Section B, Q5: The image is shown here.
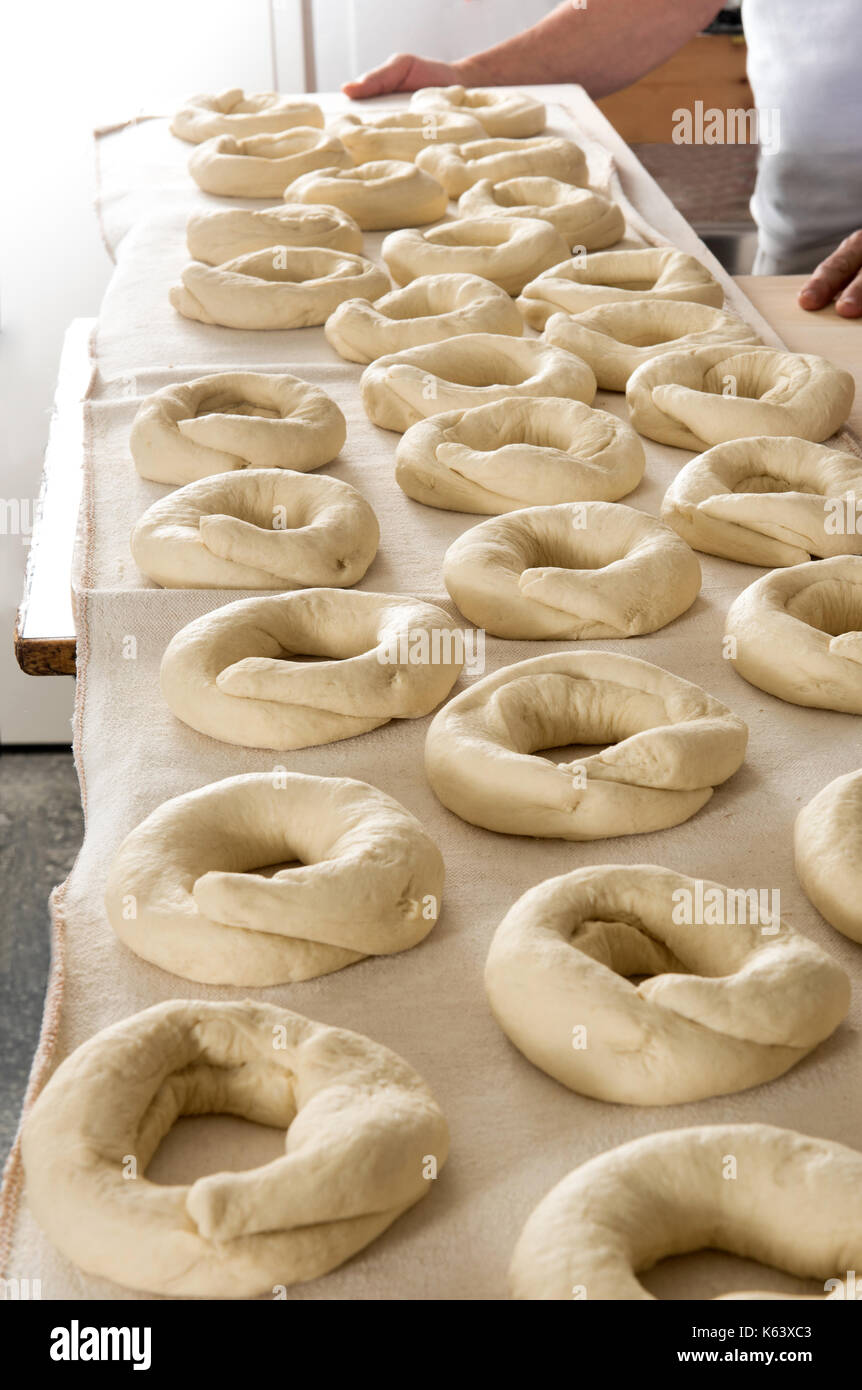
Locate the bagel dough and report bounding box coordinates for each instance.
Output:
[160,589,464,749]
[415,136,588,197]
[443,501,701,638]
[627,344,856,450]
[662,436,862,566]
[130,372,346,485]
[131,470,379,590]
[459,177,625,251]
[544,301,760,391]
[105,771,444,984]
[22,998,449,1297]
[410,86,546,138]
[424,650,748,839]
[284,160,448,231]
[486,864,849,1105]
[382,216,569,297]
[188,130,353,198]
[395,397,645,513]
[509,1125,862,1300]
[172,90,324,143]
[795,769,862,944]
[518,247,724,327]
[724,554,862,713]
[331,109,484,162]
[170,248,389,330]
[360,333,596,433]
[186,204,364,265]
[325,273,523,365]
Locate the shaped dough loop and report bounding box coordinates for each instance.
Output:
[285,159,447,231]
[172,89,324,143]
[795,769,862,943]
[518,247,724,327]
[186,204,364,264]
[410,86,546,138]
[383,216,568,297]
[331,109,485,162]
[459,176,625,251]
[188,130,353,198]
[415,136,588,197]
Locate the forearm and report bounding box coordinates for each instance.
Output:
[453,0,723,98]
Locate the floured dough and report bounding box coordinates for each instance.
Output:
[459,176,625,251]
[104,771,443,984]
[360,333,596,433]
[416,135,588,196]
[443,501,701,638]
[395,397,645,513]
[725,554,862,712]
[284,159,448,231]
[188,129,353,198]
[130,372,346,485]
[22,998,449,1297]
[331,109,484,162]
[486,864,849,1105]
[131,469,379,589]
[795,769,862,943]
[410,86,546,138]
[382,216,569,296]
[509,1125,862,1300]
[160,588,463,749]
[325,273,523,364]
[662,436,862,566]
[186,204,364,264]
[518,246,724,326]
[172,89,324,143]
[170,247,389,330]
[424,650,747,839]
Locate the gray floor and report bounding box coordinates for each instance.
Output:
[0,749,83,1167]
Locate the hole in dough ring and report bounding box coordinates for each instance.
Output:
[170,248,390,331]
[627,344,856,450]
[415,136,588,197]
[382,216,569,297]
[487,864,849,1106]
[331,109,485,162]
[662,436,862,567]
[424,650,747,840]
[21,998,449,1297]
[544,300,760,391]
[443,501,701,639]
[160,588,464,749]
[188,129,353,198]
[395,397,645,513]
[131,469,379,590]
[795,769,862,944]
[360,333,596,434]
[458,176,625,251]
[104,771,444,984]
[130,372,347,486]
[518,247,724,327]
[410,85,546,139]
[186,203,364,264]
[325,273,523,365]
[509,1124,862,1300]
[725,554,862,713]
[285,159,448,231]
[171,89,324,144]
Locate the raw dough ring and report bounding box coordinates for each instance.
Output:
[509,1125,862,1300]
[459,177,625,251]
[443,501,701,639]
[395,397,645,513]
[410,85,546,139]
[544,300,760,390]
[486,864,849,1105]
[662,436,862,566]
[170,248,389,331]
[382,216,568,297]
[325,273,523,365]
[130,372,346,485]
[186,203,364,265]
[160,588,464,749]
[424,650,748,839]
[415,136,588,197]
[285,160,447,231]
[795,769,862,943]
[331,109,484,162]
[104,771,444,984]
[188,130,353,198]
[518,247,724,327]
[360,333,596,433]
[171,89,324,143]
[130,470,379,590]
[21,998,449,1297]
[724,555,862,713]
[627,344,855,450]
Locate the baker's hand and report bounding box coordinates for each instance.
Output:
[798,230,862,318]
[342,53,462,100]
